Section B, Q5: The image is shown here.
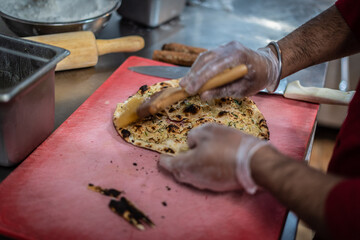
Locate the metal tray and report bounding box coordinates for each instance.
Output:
[118,0,186,27]
[0,34,68,166]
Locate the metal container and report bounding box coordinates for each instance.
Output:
[0,1,121,36]
[0,34,68,166]
[117,0,186,27]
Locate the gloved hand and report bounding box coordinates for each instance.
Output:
[180,41,280,101]
[159,123,269,193]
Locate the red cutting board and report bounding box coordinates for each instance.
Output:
[0,56,318,240]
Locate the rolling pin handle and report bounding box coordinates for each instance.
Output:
[96,36,145,56]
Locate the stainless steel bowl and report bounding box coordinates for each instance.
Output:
[0,1,121,36]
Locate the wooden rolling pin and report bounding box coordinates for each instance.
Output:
[115,64,248,128]
[138,64,248,117]
[24,31,145,71]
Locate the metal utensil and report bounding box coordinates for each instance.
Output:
[0,1,121,36]
[128,66,189,79]
[129,65,355,105]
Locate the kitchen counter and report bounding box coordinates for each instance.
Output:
[0,1,334,238]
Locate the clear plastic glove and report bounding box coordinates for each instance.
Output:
[180,41,280,101]
[159,123,269,193]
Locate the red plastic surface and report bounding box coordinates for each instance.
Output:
[0,56,319,240]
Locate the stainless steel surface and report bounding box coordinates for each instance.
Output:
[0,0,334,179]
[0,1,121,36]
[317,53,360,127]
[274,78,287,95]
[129,65,190,79]
[118,0,186,27]
[305,122,317,162]
[0,34,68,166]
[280,211,298,240]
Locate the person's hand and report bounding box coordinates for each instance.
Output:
[180,41,280,101]
[159,123,269,193]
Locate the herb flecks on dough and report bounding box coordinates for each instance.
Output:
[113,79,269,155]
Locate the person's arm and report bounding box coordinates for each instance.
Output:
[251,146,342,239]
[180,5,360,102]
[274,5,360,78]
[159,123,343,239]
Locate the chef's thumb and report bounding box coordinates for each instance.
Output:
[159,154,175,172]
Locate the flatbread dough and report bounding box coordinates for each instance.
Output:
[113,79,269,155]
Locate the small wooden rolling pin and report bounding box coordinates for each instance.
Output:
[115,64,248,128]
[138,64,248,117]
[24,31,145,71]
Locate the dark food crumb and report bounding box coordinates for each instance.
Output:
[183,104,200,114]
[88,184,155,230]
[166,186,171,191]
[121,129,131,138]
[162,201,167,207]
[109,197,155,230]
[139,85,148,94]
[87,183,122,198]
[133,162,138,166]
[163,148,175,154]
[217,111,228,117]
[166,124,180,133]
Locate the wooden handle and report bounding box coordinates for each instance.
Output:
[284,80,355,105]
[25,32,145,71]
[199,64,248,92]
[145,87,189,116]
[96,36,145,56]
[141,64,248,116]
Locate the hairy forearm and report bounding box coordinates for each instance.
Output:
[250,146,342,238]
[275,5,360,78]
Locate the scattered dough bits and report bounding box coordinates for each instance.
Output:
[113,79,269,155]
[109,197,155,231]
[88,183,155,231]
